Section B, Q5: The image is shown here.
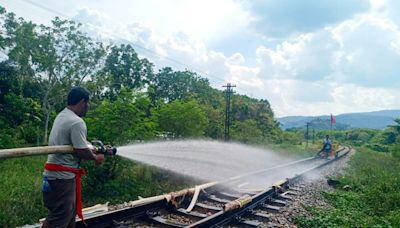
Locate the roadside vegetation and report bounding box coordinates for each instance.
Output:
[0,155,197,227]
[295,148,400,227]
[293,121,400,227]
[0,6,399,227]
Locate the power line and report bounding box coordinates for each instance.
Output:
[21,0,226,84]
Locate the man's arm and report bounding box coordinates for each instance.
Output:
[75,148,105,164]
[71,121,104,164]
[74,148,96,160]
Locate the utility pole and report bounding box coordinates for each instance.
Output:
[223,83,236,141]
[312,129,315,144]
[306,122,310,148]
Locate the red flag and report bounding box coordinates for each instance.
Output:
[330,114,335,125]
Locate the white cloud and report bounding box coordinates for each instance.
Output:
[332,84,400,112]
[227,53,245,65]
[242,79,334,116]
[242,0,370,38]
[255,31,338,81]
[257,80,400,117]
[69,5,400,117]
[3,0,400,117]
[73,7,110,27]
[256,46,291,79]
[332,14,400,87]
[382,0,400,25]
[229,65,261,89]
[175,0,250,42]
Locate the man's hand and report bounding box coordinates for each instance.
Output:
[90,146,97,155]
[95,154,105,165]
[75,147,104,163]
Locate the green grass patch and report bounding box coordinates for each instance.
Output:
[0,156,47,227]
[295,148,400,227]
[81,156,198,205]
[0,156,197,227]
[267,142,321,158]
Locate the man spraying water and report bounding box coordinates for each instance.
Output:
[42,87,105,228]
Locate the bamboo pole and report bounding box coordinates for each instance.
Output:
[0,145,74,159]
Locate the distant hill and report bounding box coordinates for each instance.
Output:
[277,110,400,130]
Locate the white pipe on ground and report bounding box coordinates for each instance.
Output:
[0,145,73,159]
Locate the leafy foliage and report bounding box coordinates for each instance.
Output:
[0,6,281,147]
[0,156,196,227]
[103,44,153,100]
[158,99,207,137]
[85,90,158,143]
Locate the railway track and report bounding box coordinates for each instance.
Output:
[72,146,350,228]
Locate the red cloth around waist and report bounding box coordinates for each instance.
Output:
[44,163,86,223]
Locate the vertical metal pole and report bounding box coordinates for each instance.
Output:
[306,122,309,148]
[223,83,236,141]
[312,129,315,144]
[227,86,230,141]
[224,84,229,141]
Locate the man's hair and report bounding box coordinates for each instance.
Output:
[67,86,90,105]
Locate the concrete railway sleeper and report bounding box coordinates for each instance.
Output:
[61,146,351,228]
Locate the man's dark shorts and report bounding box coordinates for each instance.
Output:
[43,178,76,227]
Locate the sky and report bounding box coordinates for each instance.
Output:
[1,0,400,117]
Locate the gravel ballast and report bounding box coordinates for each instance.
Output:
[106,150,355,227]
[260,149,354,227]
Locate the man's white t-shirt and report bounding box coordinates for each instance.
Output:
[44,108,88,180]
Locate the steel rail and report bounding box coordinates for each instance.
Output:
[74,147,350,227]
[76,157,316,228]
[74,154,321,227]
[188,147,351,227]
[76,198,167,228]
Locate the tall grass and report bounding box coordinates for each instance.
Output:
[0,156,47,227]
[267,141,322,158]
[295,148,400,227]
[0,156,197,227]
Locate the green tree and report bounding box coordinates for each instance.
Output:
[231,95,281,143]
[102,44,154,100]
[85,89,158,144]
[150,67,210,103]
[34,18,106,143]
[0,22,43,147]
[231,119,264,144]
[158,100,207,137]
[200,103,224,139]
[388,118,400,159]
[1,12,38,95]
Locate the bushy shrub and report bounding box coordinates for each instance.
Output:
[365,143,389,152]
[389,139,400,160]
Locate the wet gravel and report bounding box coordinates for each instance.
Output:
[259,149,354,228]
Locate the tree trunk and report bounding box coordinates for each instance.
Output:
[44,108,50,144]
[42,87,50,145]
